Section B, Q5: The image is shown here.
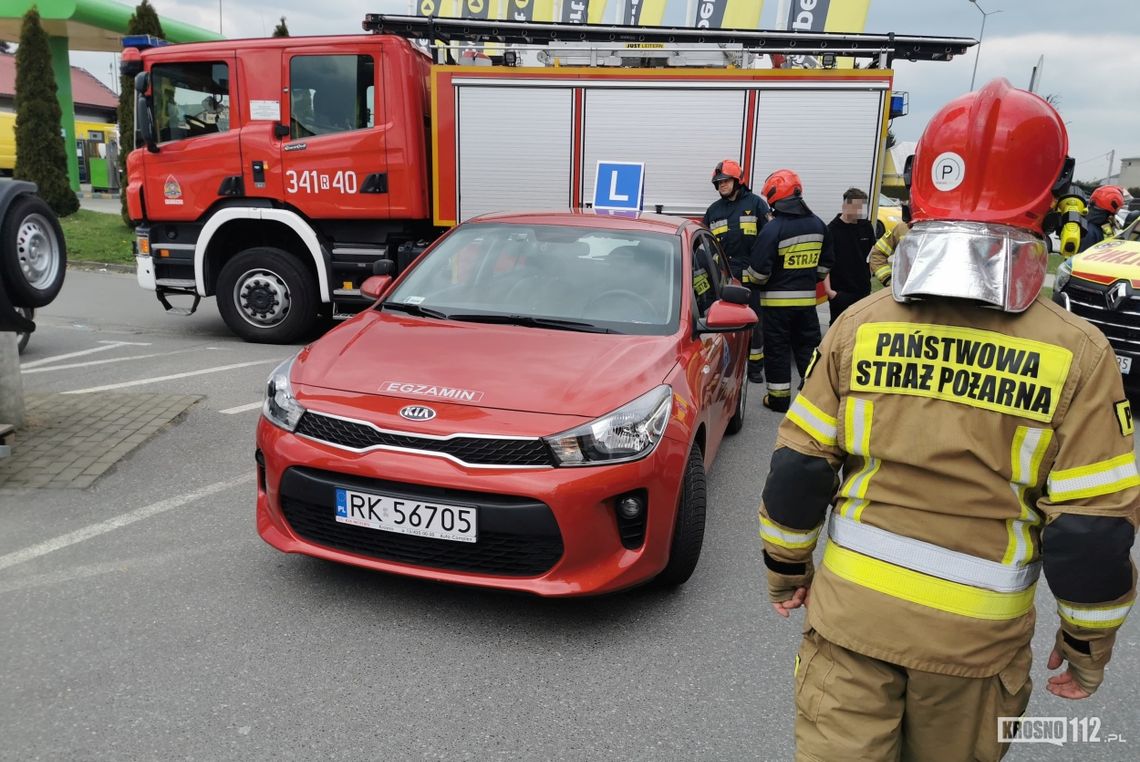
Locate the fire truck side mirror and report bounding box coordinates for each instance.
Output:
[136,92,158,153]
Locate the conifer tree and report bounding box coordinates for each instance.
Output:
[273,17,290,37]
[14,8,79,217]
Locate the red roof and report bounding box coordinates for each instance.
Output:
[0,52,117,110]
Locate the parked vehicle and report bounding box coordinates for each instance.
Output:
[0,179,67,355]
[121,15,971,343]
[1053,215,1140,390]
[256,211,756,595]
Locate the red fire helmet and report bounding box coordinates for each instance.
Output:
[761,169,803,205]
[1090,185,1126,214]
[909,78,1069,233]
[711,160,745,186]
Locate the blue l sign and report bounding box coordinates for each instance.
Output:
[593,161,645,211]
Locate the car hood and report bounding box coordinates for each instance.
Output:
[294,311,680,418]
[1070,239,1140,286]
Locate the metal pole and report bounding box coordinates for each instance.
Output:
[686,0,696,26]
[1108,149,1115,183]
[218,0,223,35]
[969,11,985,90]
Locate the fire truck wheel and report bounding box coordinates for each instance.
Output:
[656,445,707,587]
[1,195,67,309]
[217,247,318,344]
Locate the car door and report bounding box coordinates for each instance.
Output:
[690,232,731,432]
[279,44,389,219]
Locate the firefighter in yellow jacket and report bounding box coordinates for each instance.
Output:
[760,78,1139,761]
[868,215,909,287]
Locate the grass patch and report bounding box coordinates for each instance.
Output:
[59,209,135,264]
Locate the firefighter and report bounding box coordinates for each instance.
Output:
[703,159,770,382]
[867,206,910,287]
[823,187,877,323]
[1078,184,1126,252]
[746,170,832,411]
[759,78,1138,761]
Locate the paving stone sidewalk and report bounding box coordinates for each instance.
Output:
[0,393,200,490]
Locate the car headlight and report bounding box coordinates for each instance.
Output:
[263,354,306,432]
[545,385,672,466]
[1054,258,1072,293]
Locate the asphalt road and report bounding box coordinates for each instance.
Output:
[1,270,1137,761]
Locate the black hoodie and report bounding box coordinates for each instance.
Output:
[827,214,876,298]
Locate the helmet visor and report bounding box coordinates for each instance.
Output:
[892,221,1047,313]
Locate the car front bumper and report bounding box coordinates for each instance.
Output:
[255,417,692,597]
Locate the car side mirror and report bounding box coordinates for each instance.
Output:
[720,284,750,305]
[702,300,758,333]
[361,275,393,300]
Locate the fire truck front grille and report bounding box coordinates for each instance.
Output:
[295,412,555,467]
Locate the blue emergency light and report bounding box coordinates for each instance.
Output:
[121,35,170,51]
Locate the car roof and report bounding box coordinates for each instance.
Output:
[466,210,690,236]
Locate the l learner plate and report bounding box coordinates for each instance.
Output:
[1118,355,1132,374]
[335,488,477,543]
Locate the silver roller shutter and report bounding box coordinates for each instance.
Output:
[581,88,746,217]
[751,89,885,223]
[456,86,573,221]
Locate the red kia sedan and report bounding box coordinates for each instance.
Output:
[255,211,756,596]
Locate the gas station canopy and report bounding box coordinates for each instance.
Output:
[0,0,222,50]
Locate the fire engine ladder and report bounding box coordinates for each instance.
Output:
[362,14,976,69]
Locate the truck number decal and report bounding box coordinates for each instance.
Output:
[285,169,358,195]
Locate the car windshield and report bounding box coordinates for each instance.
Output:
[1121,216,1140,242]
[879,194,899,207]
[383,223,682,335]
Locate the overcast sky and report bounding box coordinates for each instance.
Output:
[63,0,1139,183]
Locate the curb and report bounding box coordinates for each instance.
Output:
[68,260,135,275]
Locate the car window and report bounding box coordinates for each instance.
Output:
[691,234,721,318]
[289,55,375,139]
[385,223,682,335]
[152,62,230,143]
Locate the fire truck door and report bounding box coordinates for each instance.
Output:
[279,48,389,219]
[142,57,240,222]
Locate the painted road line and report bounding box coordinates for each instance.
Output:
[62,359,277,394]
[220,401,264,415]
[22,346,220,374]
[20,340,153,369]
[0,474,252,573]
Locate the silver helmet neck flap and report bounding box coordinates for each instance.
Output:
[891,221,1049,314]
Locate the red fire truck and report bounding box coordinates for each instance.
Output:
[122,15,971,343]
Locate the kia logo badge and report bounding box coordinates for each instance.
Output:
[399,405,436,421]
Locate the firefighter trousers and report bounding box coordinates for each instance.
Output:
[747,285,765,382]
[794,630,1032,762]
[763,305,820,410]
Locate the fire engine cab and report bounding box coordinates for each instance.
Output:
[122,15,972,343]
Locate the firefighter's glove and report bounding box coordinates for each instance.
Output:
[1052,628,1113,696]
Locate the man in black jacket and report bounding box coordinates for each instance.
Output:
[747,169,833,412]
[703,159,770,382]
[824,187,876,323]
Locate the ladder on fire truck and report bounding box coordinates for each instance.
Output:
[362,14,976,69]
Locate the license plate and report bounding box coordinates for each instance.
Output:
[335,488,477,543]
[1118,355,1132,374]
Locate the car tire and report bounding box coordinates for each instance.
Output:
[726,375,746,435]
[16,306,33,354]
[657,445,707,587]
[217,247,319,344]
[1,195,67,309]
